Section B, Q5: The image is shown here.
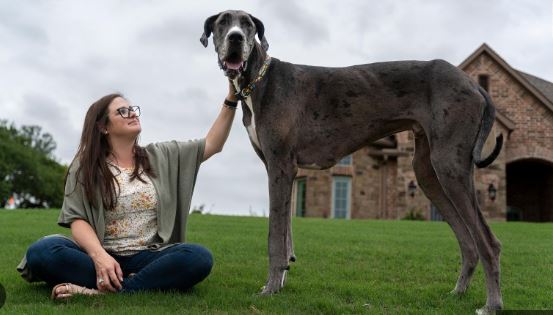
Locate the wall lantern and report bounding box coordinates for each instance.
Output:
[488,183,497,201]
[408,180,417,198]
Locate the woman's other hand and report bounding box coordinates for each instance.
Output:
[70,219,124,292]
[91,251,124,292]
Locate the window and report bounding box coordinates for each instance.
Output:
[337,155,352,166]
[478,74,489,92]
[295,178,306,217]
[430,204,443,221]
[332,176,351,219]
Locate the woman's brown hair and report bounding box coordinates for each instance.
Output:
[66,93,155,210]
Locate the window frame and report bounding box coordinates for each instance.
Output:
[331,176,352,219]
[295,178,306,217]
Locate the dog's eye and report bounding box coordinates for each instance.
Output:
[220,14,231,25]
[240,18,252,27]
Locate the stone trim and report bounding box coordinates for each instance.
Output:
[506,146,553,165]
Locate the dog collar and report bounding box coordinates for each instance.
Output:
[235,54,272,101]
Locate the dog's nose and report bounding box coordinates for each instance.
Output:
[228,32,244,43]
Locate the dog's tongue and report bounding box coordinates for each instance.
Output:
[225,61,243,70]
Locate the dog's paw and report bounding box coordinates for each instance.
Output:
[259,270,287,295]
[259,285,279,296]
[475,305,500,315]
[475,307,489,315]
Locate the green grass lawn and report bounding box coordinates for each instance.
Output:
[0,210,551,314]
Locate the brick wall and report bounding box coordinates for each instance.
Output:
[464,52,553,219]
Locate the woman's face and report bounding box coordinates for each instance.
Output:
[105,97,141,139]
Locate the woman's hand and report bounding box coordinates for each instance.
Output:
[91,251,124,292]
[227,80,238,102]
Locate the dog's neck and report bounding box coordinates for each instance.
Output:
[236,42,268,93]
[230,42,271,151]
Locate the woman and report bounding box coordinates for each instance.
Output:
[21,82,238,299]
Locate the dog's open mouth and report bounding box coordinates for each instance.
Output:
[221,52,246,77]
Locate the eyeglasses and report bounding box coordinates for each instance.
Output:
[116,106,141,119]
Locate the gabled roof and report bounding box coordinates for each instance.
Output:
[517,71,553,106]
[459,43,553,114]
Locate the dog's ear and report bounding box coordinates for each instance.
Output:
[249,14,269,51]
[200,13,220,48]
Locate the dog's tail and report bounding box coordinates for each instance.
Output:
[473,86,503,168]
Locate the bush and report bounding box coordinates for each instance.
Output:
[402,209,426,221]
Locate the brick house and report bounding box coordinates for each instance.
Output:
[291,43,553,222]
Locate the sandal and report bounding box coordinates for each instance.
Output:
[51,283,101,300]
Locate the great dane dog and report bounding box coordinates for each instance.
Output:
[201,10,504,314]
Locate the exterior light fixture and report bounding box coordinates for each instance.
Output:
[488,183,497,201]
[408,180,417,198]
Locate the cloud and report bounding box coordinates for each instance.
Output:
[18,93,80,162]
[137,16,199,50]
[21,93,67,121]
[260,0,330,46]
[0,2,49,45]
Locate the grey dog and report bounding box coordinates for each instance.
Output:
[201,10,503,314]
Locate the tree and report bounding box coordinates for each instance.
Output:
[19,125,57,157]
[0,120,66,208]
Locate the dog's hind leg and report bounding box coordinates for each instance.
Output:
[427,142,503,314]
[260,161,298,295]
[412,130,479,295]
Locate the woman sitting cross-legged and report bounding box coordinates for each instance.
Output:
[20,81,239,299]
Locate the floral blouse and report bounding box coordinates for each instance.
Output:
[103,164,159,256]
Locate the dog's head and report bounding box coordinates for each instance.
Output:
[200,10,268,79]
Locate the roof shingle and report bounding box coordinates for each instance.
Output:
[517,70,553,105]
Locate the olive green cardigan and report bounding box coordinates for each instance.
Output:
[17,138,205,282]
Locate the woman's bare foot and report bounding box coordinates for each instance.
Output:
[51,283,101,300]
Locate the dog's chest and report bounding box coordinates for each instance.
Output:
[232,79,261,150]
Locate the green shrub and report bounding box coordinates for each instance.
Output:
[402,209,426,220]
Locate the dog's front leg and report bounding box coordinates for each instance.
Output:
[260,161,297,295]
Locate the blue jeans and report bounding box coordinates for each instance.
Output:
[25,236,213,292]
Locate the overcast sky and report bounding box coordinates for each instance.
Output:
[1,0,552,216]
